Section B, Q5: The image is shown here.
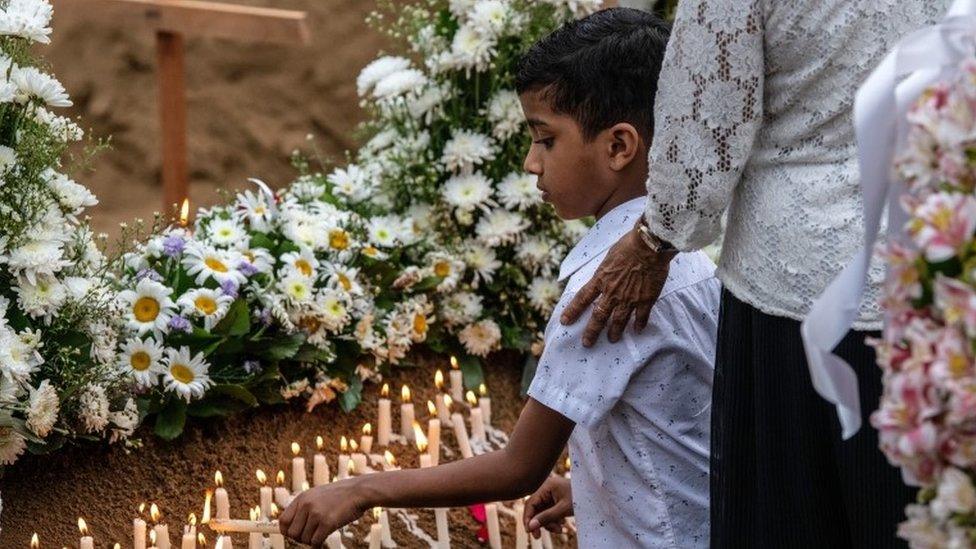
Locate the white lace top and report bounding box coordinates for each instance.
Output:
[644,0,950,329]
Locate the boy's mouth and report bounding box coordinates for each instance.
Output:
[537,183,550,201]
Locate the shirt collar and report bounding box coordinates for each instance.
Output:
[558,197,647,282]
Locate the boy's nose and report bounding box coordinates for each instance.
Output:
[523,148,542,176]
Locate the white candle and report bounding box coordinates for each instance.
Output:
[361,423,374,454]
[449,356,464,402]
[451,412,474,459]
[134,517,148,549]
[181,530,196,549]
[400,385,416,440]
[313,454,330,486]
[378,384,392,446]
[326,530,344,549]
[435,508,450,548]
[291,442,307,493]
[79,518,94,549]
[217,535,234,549]
[154,524,171,549]
[379,509,394,548]
[541,529,554,549]
[274,487,291,508]
[466,391,486,441]
[486,503,502,549]
[419,453,433,468]
[515,500,528,548]
[255,469,273,519]
[368,523,383,549]
[215,471,230,520]
[478,384,492,426]
[425,401,442,466]
[352,452,369,474]
[434,371,451,422]
[338,453,351,480]
[270,534,286,549]
[248,507,263,549]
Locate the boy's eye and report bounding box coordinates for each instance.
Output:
[533,137,554,149]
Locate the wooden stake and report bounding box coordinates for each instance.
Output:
[156,30,188,214]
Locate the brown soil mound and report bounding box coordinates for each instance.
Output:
[2,352,574,547]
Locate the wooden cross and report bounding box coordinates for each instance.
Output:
[54,0,311,212]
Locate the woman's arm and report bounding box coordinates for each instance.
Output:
[279,399,575,545]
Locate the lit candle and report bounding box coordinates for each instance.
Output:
[217,535,234,549]
[426,400,441,466]
[479,383,492,426]
[400,385,416,440]
[291,442,307,493]
[449,356,464,402]
[435,508,450,548]
[368,509,382,549]
[150,530,158,549]
[325,530,344,549]
[377,383,392,446]
[151,504,171,549]
[351,438,368,474]
[78,517,94,549]
[256,469,273,519]
[360,423,374,454]
[338,436,351,480]
[383,450,398,471]
[181,513,196,549]
[198,534,207,549]
[515,499,528,548]
[274,470,290,508]
[531,532,543,549]
[541,529,554,549]
[178,198,191,230]
[134,503,148,549]
[467,391,487,441]
[215,471,230,520]
[314,435,330,486]
[451,410,474,459]
[564,456,571,479]
[414,421,432,468]
[379,508,394,547]
[247,507,263,549]
[485,503,502,549]
[345,458,356,479]
[434,371,451,422]
[201,490,212,526]
[269,504,286,549]
[30,533,38,549]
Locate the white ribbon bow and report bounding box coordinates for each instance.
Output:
[801,0,976,440]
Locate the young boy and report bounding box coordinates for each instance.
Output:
[280,8,718,547]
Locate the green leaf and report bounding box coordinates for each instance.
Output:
[412,276,444,292]
[257,333,306,361]
[187,397,249,418]
[213,299,250,337]
[249,232,275,250]
[208,384,258,406]
[339,376,363,413]
[26,433,65,455]
[520,355,539,397]
[154,397,188,440]
[456,353,484,390]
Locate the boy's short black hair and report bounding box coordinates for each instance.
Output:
[515,7,671,142]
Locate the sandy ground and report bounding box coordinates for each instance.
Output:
[2,351,574,548]
[47,0,387,241]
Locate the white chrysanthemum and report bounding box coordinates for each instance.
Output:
[0,328,43,383]
[118,337,165,388]
[562,219,590,241]
[0,145,15,175]
[539,0,602,16]
[367,215,403,248]
[441,129,495,174]
[206,218,246,248]
[234,189,274,232]
[46,171,97,215]
[373,68,429,100]
[469,0,512,38]
[78,383,110,433]
[6,238,70,285]
[328,164,375,203]
[26,378,58,438]
[528,278,562,313]
[443,172,493,211]
[63,275,94,301]
[0,427,25,465]
[458,319,502,357]
[109,398,139,442]
[33,107,83,141]
[407,84,450,122]
[177,288,234,330]
[13,273,66,319]
[0,0,53,43]
[280,248,319,279]
[182,242,247,286]
[440,291,484,327]
[496,172,541,210]
[278,273,315,304]
[475,209,529,247]
[11,66,70,107]
[357,56,412,97]
[464,241,501,283]
[117,277,176,337]
[449,0,478,18]
[162,346,213,402]
[406,202,434,236]
[485,89,525,139]
[516,236,562,273]
[449,24,496,72]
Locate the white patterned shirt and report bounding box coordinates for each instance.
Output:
[528,198,719,548]
[644,0,949,329]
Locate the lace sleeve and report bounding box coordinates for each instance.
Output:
[644,0,765,251]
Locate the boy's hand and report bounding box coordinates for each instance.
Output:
[523,475,574,538]
[561,223,674,346]
[279,481,368,546]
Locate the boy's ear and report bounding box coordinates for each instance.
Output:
[605,123,642,172]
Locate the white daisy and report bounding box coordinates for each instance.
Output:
[441,129,495,174]
[206,218,247,248]
[496,172,541,210]
[463,241,502,284]
[117,277,176,337]
[234,189,275,232]
[278,273,315,304]
[78,383,110,433]
[177,288,234,330]
[458,319,502,357]
[373,68,429,101]
[328,164,374,203]
[367,215,403,248]
[442,172,494,212]
[527,278,562,313]
[324,264,362,295]
[0,0,53,43]
[162,346,213,402]
[280,248,319,279]
[118,337,165,388]
[182,242,247,286]
[0,427,25,465]
[316,289,351,332]
[426,252,466,292]
[475,209,529,247]
[235,245,274,275]
[26,378,58,438]
[357,56,412,97]
[485,89,525,139]
[11,66,70,107]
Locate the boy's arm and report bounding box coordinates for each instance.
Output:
[279,399,574,546]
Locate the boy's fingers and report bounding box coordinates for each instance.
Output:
[606,306,632,343]
[561,279,601,326]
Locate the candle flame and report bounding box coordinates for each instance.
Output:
[150,503,161,522]
[316,435,324,451]
[214,470,224,487]
[256,469,267,484]
[381,383,389,398]
[270,503,280,518]
[291,441,301,456]
[198,533,206,546]
[363,423,372,436]
[479,383,488,396]
[78,517,90,536]
[179,198,190,226]
[466,390,478,406]
[139,502,146,514]
[149,530,157,544]
[302,480,310,491]
[249,506,258,521]
[30,533,38,548]
[372,507,382,520]
[202,489,213,524]
[450,355,459,370]
[564,456,571,471]
[340,435,348,452]
[189,512,197,526]
[276,470,285,486]
[384,450,396,467]
[346,459,356,474]
[434,370,444,389]
[444,395,453,411]
[427,400,437,415]
[413,421,428,453]
[114,544,121,549]
[401,384,411,403]
[350,439,359,452]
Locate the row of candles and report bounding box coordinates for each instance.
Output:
[29,358,559,548]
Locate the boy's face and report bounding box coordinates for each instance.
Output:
[520,89,616,220]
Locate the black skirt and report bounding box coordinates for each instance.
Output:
[710,289,914,549]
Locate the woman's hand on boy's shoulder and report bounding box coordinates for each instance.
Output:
[524,475,574,538]
[279,480,368,545]
[561,223,675,346]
